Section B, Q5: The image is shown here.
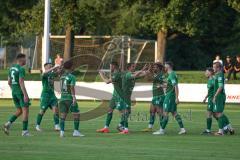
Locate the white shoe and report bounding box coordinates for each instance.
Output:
[22,130,31,137]
[60,131,64,138]
[35,125,42,132]
[178,128,186,135]
[54,124,60,131]
[73,130,85,137]
[153,129,165,135]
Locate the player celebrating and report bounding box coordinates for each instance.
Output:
[35,63,61,132]
[3,53,31,136]
[153,61,186,135]
[202,68,215,134]
[59,61,84,137]
[212,62,234,136]
[142,63,165,132]
[96,62,124,133]
[120,63,150,134]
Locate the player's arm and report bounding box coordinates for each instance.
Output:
[42,65,60,75]
[213,76,224,103]
[8,76,12,88]
[19,78,28,103]
[70,77,77,105]
[203,93,208,103]
[174,84,180,104]
[99,71,112,84]
[132,64,150,78]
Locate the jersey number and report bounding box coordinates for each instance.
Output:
[11,70,16,83]
[61,79,68,92]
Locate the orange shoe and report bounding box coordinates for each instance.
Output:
[119,129,129,134]
[96,128,110,133]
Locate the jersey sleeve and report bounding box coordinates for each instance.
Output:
[70,75,76,86]
[126,72,134,80]
[170,73,178,86]
[19,67,25,78]
[217,75,224,88]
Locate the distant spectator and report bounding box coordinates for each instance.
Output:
[224,56,234,81]
[213,55,223,66]
[233,55,240,80]
[54,54,63,66]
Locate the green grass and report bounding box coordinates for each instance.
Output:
[1,69,239,83]
[0,100,240,160]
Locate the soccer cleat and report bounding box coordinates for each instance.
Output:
[153,129,165,135]
[116,125,124,132]
[119,129,129,134]
[60,131,64,138]
[96,127,110,133]
[54,125,60,131]
[73,130,85,137]
[2,124,10,135]
[142,128,153,132]
[178,128,187,135]
[229,128,235,135]
[35,125,42,132]
[201,130,211,135]
[214,132,224,136]
[22,130,31,137]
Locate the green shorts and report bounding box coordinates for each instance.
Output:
[151,95,164,108]
[40,93,58,111]
[121,98,131,111]
[59,100,79,113]
[109,96,121,110]
[12,93,30,108]
[163,94,176,113]
[207,100,214,112]
[213,94,226,113]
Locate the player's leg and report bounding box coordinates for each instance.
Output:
[59,100,68,137]
[71,103,84,137]
[22,106,30,136]
[142,104,156,132]
[214,112,225,135]
[172,111,186,135]
[36,109,46,131]
[153,111,168,135]
[52,106,60,131]
[119,108,130,134]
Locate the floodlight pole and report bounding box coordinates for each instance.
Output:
[42,0,50,70]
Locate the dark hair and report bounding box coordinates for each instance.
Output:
[63,61,73,69]
[44,63,52,67]
[16,53,26,60]
[165,61,173,68]
[154,62,164,71]
[206,67,214,73]
[110,61,119,67]
[126,63,134,69]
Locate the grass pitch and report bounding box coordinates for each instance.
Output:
[0,99,240,160]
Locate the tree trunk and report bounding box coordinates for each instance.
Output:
[64,24,74,61]
[156,28,167,63]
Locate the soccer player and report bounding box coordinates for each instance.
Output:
[96,62,124,133]
[3,53,31,136]
[212,62,234,135]
[142,63,165,132]
[35,63,61,132]
[153,61,186,135]
[59,61,84,137]
[119,63,150,134]
[202,68,215,134]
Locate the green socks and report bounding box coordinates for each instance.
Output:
[161,116,169,129]
[160,115,164,128]
[23,120,28,130]
[222,114,230,126]
[60,118,65,131]
[54,114,60,125]
[74,118,80,130]
[9,115,18,123]
[36,114,43,125]
[123,112,129,129]
[217,115,224,129]
[105,112,113,127]
[206,117,212,130]
[175,114,184,128]
[149,112,155,125]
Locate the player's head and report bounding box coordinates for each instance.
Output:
[164,61,173,71]
[236,55,240,62]
[16,53,26,66]
[63,61,73,71]
[205,67,214,78]
[226,56,231,62]
[126,63,136,72]
[213,62,222,73]
[44,62,52,70]
[153,62,164,73]
[110,61,119,72]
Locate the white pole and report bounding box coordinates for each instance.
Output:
[42,0,50,70]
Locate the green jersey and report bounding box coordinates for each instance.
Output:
[122,71,135,99]
[152,72,165,97]
[111,71,123,98]
[165,71,178,97]
[60,72,76,100]
[41,71,57,94]
[213,72,225,95]
[8,64,25,94]
[207,78,214,101]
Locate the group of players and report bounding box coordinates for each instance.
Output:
[2,53,235,137]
